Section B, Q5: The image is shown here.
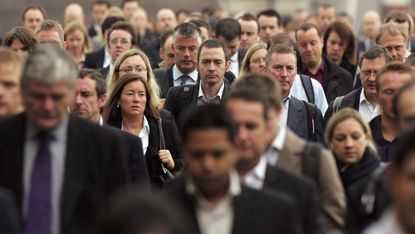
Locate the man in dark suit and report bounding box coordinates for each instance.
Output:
[87,1,110,39]
[84,16,125,70]
[70,68,150,185]
[215,18,246,78]
[164,39,231,130]
[296,23,353,103]
[0,44,129,234]
[324,46,392,124]
[153,22,202,98]
[165,104,297,234]
[224,76,324,234]
[266,44,324,143]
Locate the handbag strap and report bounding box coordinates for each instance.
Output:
[158,118,168,173]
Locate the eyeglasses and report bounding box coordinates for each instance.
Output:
[109,38,131,46]
[117,66,147,73]
[361,70,378,78]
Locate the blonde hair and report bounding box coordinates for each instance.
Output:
[64,21,91,53]
[324,108,377,153]
[107,48,161,106]
[239,42,267,77]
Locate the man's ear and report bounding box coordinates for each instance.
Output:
[98,94,107,108]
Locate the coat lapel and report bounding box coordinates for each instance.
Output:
[287,97,304,134]
[277,129,304,175]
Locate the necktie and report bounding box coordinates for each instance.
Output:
[26,132,53,234]
[179,74,190,86]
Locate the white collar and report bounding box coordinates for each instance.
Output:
[230,51,238,62]
[139,116,150,138]
[198,81,225,100]
[186,169,241,197]
[242,156,267,190]
[272,125,287,152]
[172,64,198,82]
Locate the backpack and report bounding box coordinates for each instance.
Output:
[302,100,318,142]
[299,74,315,104]
[301,142,322,183]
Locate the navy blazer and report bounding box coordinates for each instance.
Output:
[84,46,105,69]
[164,81,231,130]
[264,165,324,234]
[0,114,129,234]
[287,96,325,143]
[165,175,298,234]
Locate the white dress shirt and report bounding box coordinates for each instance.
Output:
[241,156,267,190]
[358,89,380,123]
[24,118,68,234]
[291,74,328,115]
[228,52,239,77]
[364,209,405,234]
[186,170,241,234]
[197,81,225,101]
[172,65,198,86]
[279,95,290,128]
[103,46,111,68]
[121,116,150,155]
[264,126,287,166]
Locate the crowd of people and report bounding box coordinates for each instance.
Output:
[1,0,415,233]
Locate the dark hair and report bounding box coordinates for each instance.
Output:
[237,13,259,33]
[392,80,415,119]
[385,11,411,27]
[93,0,111,8]
[120,0,139,9]
[106,21,137,46]
[197,39,228,62]
[78,68,107,98]
[103,74,160,126]
[215,18,241,41]
[296,23,322,39]
[359,45,393,68]
[189,19,211,36]
[101,16,125,37]
[257,9,281,27]
[2,26,38,52]
[391,127,415,169]
[323,21,357,64]
[93,188,192,234]
[181,104,237,144]
[21,5,46,21]
[160,29,174,49]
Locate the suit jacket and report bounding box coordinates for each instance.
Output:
[324,88,361,124]
[264,165,324,234]
[277,129,346,233]
[164,81,231,130]
[298,56,353,103]
[0,114,129,234]
[287,96,325,143]
[154,66,236,98]
[84,46,106,69]
[0,187,21,234]
[165,175,298,234]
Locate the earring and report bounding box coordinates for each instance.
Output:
[116,104,120,108]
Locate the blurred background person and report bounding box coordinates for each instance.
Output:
[158,30,175,69]
[358,11,381,56]
[257,9,281,43]
[64,21,91,68]
[316,3,336,34]
[325,108,381,234]
[0,47,25,118]
[323,21,357,77]
[88,0,111,41]
[239,41,267,76]
[63,3,85,25]
[121,0,140,22]
[237,13,259,49]
[2,26,38,53]
[21,5,46,31]
[103,74,183,187]
[375,22,409,62]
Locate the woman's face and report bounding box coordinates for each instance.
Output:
[119,80,147,117]
[249,48,267,73]
[330,117,368,165]
[326,31,345,65]
[118,55,148,81]
[66,29,85,54]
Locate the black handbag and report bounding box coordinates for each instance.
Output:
[158,118,175,183]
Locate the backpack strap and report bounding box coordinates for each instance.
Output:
[300,74,315,104]
[302,142,321,182]
[332,96,344,113]
[303,100,317,142]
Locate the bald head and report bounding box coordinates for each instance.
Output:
[64,3,84,24]
[156,8,177,34]
[362,11,381,39]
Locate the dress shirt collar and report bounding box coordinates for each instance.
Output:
[265,125,287,166]
[230,51,238,62]
[241,156,267,190]
[138,115,150,138]
[98,115,104,126]
[186,170,241,198]
[172,64,198,83]
[198,81,225,100]
[103,46,111,68]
